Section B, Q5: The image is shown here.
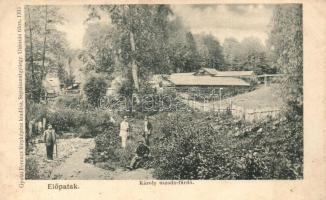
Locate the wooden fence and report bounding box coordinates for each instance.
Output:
[230,105,282,122]
[186,99,282,122]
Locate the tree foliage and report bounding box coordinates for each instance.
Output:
[25,6,70,102]
[269,5,303,116]
[83,74,108,107]
[93,5,173,91]
[196,34,225,70]
[223,36,276,74]
[79,23,117,75]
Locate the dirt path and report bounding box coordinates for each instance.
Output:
[51,139,110,179]
[50,138,154,180]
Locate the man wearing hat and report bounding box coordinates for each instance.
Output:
[128,140,150,170]
[43,124,56,160]
[143,116,153,146]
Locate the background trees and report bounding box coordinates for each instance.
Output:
[222,36,276,74]
[196,34,225,70]
[95,5,173,92]
[25,5,70,102]
[79,23,117,75]
[166,16,201,73]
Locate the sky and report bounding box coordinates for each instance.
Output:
[172,5,274,45]
[57,5,274,49]
[56,6,90,50]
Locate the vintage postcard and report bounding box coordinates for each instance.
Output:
[0,0,325,200]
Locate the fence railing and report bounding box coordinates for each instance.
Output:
[230,105,282,122]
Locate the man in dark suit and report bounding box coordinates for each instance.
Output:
[43,124,56,160]
[128,140,150,170]
[143,116,153,146]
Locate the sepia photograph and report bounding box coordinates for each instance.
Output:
[24,4,303,180]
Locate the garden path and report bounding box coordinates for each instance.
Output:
[50,138,154,180]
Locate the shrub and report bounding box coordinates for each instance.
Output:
[151,112,303,180]
[54,94,82,109]
[25,157,40,179]
[47,108,83,133]
[85,123,122,168]
[85,117,149,169]
[45,107,116,138]
[77,125,92,138]
[84,74,108,107]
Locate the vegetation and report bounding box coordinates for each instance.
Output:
[269,4,303,117]
[150,112,302,179]
[83,74,108,107]
[25,5,70,102]
[25,157,40,179]
[25,5,303,180]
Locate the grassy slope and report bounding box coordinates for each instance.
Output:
[222,84,285,109]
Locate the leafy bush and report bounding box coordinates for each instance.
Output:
[40,104,115,138]
[85,122,126,168]
[83,74,108,107]
[25,157,40,179]
[151,112,303,180]
[47,109,78,132]
[54,94,83,109]
[85,117,150,169]
[77,125,93,138]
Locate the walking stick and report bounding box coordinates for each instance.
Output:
[55,140,58,158]
[55,143,57,158]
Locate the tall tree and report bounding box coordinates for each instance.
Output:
[80,22,117,75]
[41,5,48,80]
[26,7,36,100]
[223,37,241,70]
[223,36,274,74]
[196,34,225,70]
[25,5,69,102]
[184,32,200,72]
[89,5,172,92]
[269,4,303,116]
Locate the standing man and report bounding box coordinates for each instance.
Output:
[143,116,153,146]
[43,124,56,160]
[119,116,129,149]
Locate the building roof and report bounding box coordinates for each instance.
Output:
[194,68,254,77]
[214,71,255,77]
[168,73,250,86]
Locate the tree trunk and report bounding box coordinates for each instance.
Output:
[27,7,36,101]
[129,31,139,91]
[41,5,48,80]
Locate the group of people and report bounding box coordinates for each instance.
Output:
[119,115,153,170]
[41,115,153,170]
[119,116,153,147]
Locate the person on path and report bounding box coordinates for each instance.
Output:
[43,124,56,160]
[143,116,153,146]
[128,140,150,170]
[119,116,129,149]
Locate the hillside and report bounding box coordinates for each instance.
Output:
[223,84,285,109]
